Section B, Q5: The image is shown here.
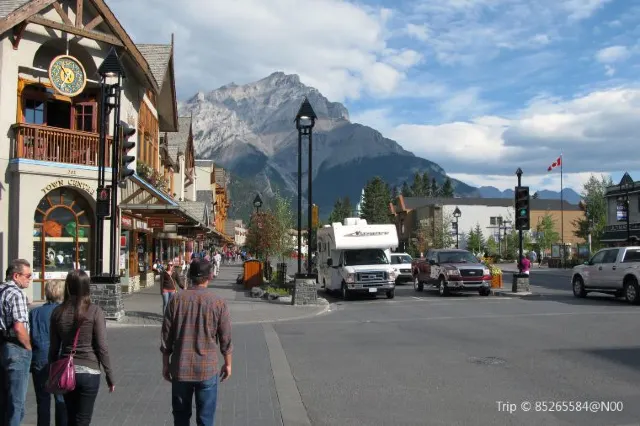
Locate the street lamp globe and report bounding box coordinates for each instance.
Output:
[453,207,462,218]
[98,47,126,79]
[295,97,317,130]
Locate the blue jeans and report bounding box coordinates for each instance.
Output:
[0,342,32,426]
[162,292,174,313]
[32,365,68,426]
[172,375,218,426]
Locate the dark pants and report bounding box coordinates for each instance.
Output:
[0,342,32,426]
[32,366,68,426]
[172,375,218,426]
[63,373,100,426]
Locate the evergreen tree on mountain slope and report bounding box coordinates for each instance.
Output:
[401,181,412,197]
[328,196,354,224]
[360,176,393,224]
[440,177,454,197]
[410,173,424,197]
[422,172,431,196]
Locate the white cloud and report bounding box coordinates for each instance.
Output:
[595,46,630,63]
[108,0,419,101]
[561,0,612,20]
[379,87,640,191]
[404,23,429,42]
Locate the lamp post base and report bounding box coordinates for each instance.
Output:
[90,275,124,320]
[511,273,530,293]
[292,273,318,306]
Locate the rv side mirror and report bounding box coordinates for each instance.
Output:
[429,259,435,265]
[327,259,333,267]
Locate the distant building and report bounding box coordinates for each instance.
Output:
[390,195,583,253]
[601,174,640,245]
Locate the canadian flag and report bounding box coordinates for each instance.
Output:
[547,156,561,172]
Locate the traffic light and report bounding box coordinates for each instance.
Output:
[119,123,136,185]
[312,204,319,228]
[514,186,530,230]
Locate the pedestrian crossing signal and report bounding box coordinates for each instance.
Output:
[514,186,530,230]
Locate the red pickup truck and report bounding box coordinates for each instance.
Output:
[412,248,492,296]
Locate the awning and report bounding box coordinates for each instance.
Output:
[600,229,640,243]
[119,203,202,226]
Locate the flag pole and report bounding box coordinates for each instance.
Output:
[560,152,564,268]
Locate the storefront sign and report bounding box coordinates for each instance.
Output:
[136,220,148,231]
[121,216,133,228]
[606,223,640,231]
[617,200,628,222]
[41,179,95,196]
[148,218,164,228]
[120,235,127,247]
[164,224,177,232]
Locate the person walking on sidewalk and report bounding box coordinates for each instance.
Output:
[50,270,115,426]
[519,255,531,276]
[0,259,33,426]
[161,263,179,313]
[161,259,233,426]
[29,280,67,426]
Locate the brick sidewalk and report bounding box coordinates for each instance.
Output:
[22,323,284,426]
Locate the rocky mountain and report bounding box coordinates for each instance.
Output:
[477,186,581,204]
[179,72,478,219]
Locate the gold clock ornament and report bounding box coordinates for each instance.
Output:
[48,55,87,97]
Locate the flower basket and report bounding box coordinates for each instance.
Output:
[489,265,503,288]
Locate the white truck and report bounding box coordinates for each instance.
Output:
[316,217,399,300]
[572,246,640,304]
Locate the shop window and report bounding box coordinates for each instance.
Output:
[32,188,93,300]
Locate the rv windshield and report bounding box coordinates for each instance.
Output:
[344,249,390,266]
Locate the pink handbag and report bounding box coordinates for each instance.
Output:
[45,323,82,395]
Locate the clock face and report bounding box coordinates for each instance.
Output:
[48,55,87,97]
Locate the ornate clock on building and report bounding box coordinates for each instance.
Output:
[48,55,87,97]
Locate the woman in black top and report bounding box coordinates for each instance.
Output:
[50,270,115,426]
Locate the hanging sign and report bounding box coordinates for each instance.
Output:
[148,218,164,228]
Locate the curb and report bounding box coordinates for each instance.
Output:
[233,298,332,325]
[491,289,543,298]
[107,298,332,328]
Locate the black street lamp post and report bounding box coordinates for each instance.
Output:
[619,172,634,243]
[253,194,263,214]
[516,167,524,271]
[453,207,461,248]
[294,98,317,275]
[94,48,126,279]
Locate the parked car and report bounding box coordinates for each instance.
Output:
[412,249,492,296]
[389,253,413,284]
[571,246,640,304]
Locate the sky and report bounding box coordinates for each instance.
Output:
[108,0,640,193]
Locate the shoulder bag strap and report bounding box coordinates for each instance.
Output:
[70,319,85,355]
[168,272,177,291]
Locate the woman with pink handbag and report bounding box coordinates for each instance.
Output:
[49,270,115,426]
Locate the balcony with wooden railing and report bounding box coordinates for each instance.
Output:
[11,123,113,167]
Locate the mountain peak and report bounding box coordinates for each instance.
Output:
[262,71,301,87]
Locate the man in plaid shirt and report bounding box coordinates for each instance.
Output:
[0,259,33,426]
[161,259,233,426]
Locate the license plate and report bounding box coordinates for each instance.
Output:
[368,287,377,293]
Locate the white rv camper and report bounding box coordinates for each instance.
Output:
[317,217,399,300]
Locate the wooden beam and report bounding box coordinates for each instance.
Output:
[75,0,83,27]
[11,22,27,50]
[83,15,102,31]
[27,15,123,46]
[52,1,73,25]
[0,0,57,35]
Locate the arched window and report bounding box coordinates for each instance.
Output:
[32,188,93,300]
